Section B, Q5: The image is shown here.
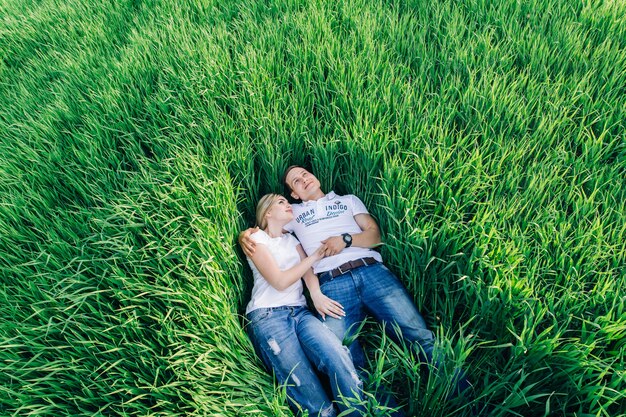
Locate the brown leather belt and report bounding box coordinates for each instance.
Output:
[323,257,379,280]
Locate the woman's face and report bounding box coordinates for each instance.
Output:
[266,196,293,224]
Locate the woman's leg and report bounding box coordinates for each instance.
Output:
[247,307,336,417]
[294,308,366,416]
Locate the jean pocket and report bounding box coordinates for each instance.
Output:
[319,278,333,290]
[246,309,272,327]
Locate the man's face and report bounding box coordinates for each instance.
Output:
[285,167,321,201]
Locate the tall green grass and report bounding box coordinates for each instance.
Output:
[1,0,624,415]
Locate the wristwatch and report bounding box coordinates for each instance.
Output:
[342,233,352,248]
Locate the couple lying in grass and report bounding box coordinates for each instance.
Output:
[239,165,471,416]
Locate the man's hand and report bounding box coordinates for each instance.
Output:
[238,227,259,257]
[310,290,345,320]
[320,235,346,256]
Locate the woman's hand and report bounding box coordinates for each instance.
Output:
[311,243,328,261]
[310,291,345,320]
[238,227,259,257]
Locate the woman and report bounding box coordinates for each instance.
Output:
[245,194,365,417]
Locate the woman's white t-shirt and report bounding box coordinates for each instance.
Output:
[245,230,307,315]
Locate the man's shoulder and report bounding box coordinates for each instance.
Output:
[325,191,359,202]
[333,193,363,206]
[330,192,360,199]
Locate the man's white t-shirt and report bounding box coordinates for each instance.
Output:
[245,230,307,315]
[284,191,383,274]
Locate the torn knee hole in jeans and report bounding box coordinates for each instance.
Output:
[291,373,301,387]
[320,403,334,417]
[267,338,281,355]
[351,370,362,387]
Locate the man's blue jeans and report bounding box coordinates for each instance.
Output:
[246,306,365,417]
[318,263,471,401]
[318,263,436,369]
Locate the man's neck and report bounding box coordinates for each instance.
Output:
[303,190,326,202]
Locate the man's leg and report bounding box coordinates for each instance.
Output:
[355,263,435,360]
[316,273,367,369]
[247,307,337,417]
[355,263,471,397]
[317,272,407,417]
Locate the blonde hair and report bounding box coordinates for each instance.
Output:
[255,194,282,230]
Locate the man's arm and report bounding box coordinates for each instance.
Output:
[321,213,381,256]
[352,213,382,248]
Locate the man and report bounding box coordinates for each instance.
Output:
[240,165,469,397]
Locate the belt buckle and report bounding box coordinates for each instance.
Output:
[337,265,347,276]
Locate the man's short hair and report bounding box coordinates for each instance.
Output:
[281,165,302,192]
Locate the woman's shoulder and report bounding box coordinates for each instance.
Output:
[251,230,296,245]
[250,229,269,244]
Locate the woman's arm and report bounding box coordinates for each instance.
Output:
[297,246,345,320]
[249,241,326,292]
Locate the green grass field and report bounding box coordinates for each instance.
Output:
[1,0,625,415]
